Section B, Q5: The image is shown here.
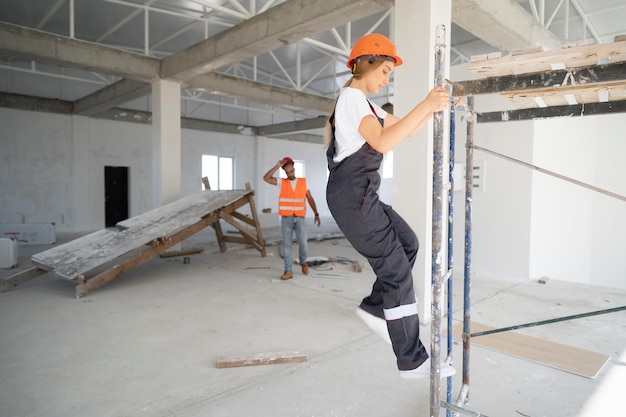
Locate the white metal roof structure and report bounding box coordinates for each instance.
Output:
[1,0,625,139]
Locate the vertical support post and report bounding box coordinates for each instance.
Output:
[446,101,456,417]
[151,79,181,208]
[461,95,475,404]
[430,24,447,417]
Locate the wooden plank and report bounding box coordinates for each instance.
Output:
[503,82,626,108]
[469,40,626,77]
[159,248,204,258]
[451,61,626,97]
[244,182,266,257]
[452,322,609,378]
[32,190,250,280]
[476,100,626,123]
[211,221,227,253]
[230,210,255,227]
[0,266,48,292]
[116,189,249,230]
[31,229,117,274]
[219,211,264,251]
[216,351,308,368]
[75,214,218,298]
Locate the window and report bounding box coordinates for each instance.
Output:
[201,155,234,190]
[279,160,305,178]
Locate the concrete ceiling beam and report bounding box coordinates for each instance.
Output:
[160,0,394,81]
[186,72,335,114]
[1,0,390,119]
[0,92,72,114]
[452,0,562,52]
[256,116,327,136]
[0,22,160,82]
[73,79,152,116]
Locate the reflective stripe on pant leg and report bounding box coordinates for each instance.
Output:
[365,243,428,370]
[331,198,427,370]
[383,302,418,321]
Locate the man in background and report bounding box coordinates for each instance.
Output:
[263,157,321,280]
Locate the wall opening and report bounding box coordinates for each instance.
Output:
[201,155,234,190]
[104,166,129,227]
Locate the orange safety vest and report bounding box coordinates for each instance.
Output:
[278,178,307,217]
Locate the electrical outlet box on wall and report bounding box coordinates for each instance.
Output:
[453,161,485,193]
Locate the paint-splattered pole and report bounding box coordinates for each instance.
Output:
[431,23,447,417]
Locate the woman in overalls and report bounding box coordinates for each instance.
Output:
[325,34,455,378]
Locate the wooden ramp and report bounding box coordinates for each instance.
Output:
[29,186,265,298]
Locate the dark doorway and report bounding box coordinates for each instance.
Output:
[105,166,129,227]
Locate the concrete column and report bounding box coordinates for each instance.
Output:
[393,0,451,321]
[151,79,181,207]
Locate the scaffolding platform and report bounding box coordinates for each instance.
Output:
[5,186,265,298]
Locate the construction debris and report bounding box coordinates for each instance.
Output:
[216,351,308,368]
[306,256,363,273]
[311,273,350,279]
[159,248,203,258]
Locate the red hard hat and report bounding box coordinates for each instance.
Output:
[346,34,403,70]
[281,157,294,167]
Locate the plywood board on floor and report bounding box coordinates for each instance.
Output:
[452,322,609,379]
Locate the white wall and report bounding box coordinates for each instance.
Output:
[454,120,535,280]
[529,115,626,288]
[448,63,626,290]
[450,105,626,290]
[0,110,74,227]
[73,116,154,230]
[0,108,330,233]
[2,100,624,290]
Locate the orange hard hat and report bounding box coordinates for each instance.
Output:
[346,34,403,70]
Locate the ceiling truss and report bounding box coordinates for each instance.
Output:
[0,0,625,134]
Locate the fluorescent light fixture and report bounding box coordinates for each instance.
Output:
[534,97,548,108]
[551,63,566,70]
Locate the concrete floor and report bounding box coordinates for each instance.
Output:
[1,218,625,417]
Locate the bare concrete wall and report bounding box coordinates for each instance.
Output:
[0,108,331,233]
[2,105,624,290]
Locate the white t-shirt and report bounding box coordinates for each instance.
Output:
[332,87,387,163]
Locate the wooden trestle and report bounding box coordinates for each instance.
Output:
[25,184,265,298]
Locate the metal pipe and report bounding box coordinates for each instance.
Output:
[446,96,456,417]
[431,24,446,417]
[462,95,475,396]
[470,305,626,338]
[471,144,626,203]
[442,401,490,417]
[455,383,470,412]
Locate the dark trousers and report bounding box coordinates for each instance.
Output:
[327,176,428,370]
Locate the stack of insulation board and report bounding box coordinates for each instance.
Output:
[0,238,18,268]
[0,223,55,245]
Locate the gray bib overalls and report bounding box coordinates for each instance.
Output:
[326,101,428,370]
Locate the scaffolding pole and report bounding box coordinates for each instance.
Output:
[460,95,475,408]
[446,92,456,417]
[432,28,484,417]
[431,24,447,417]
